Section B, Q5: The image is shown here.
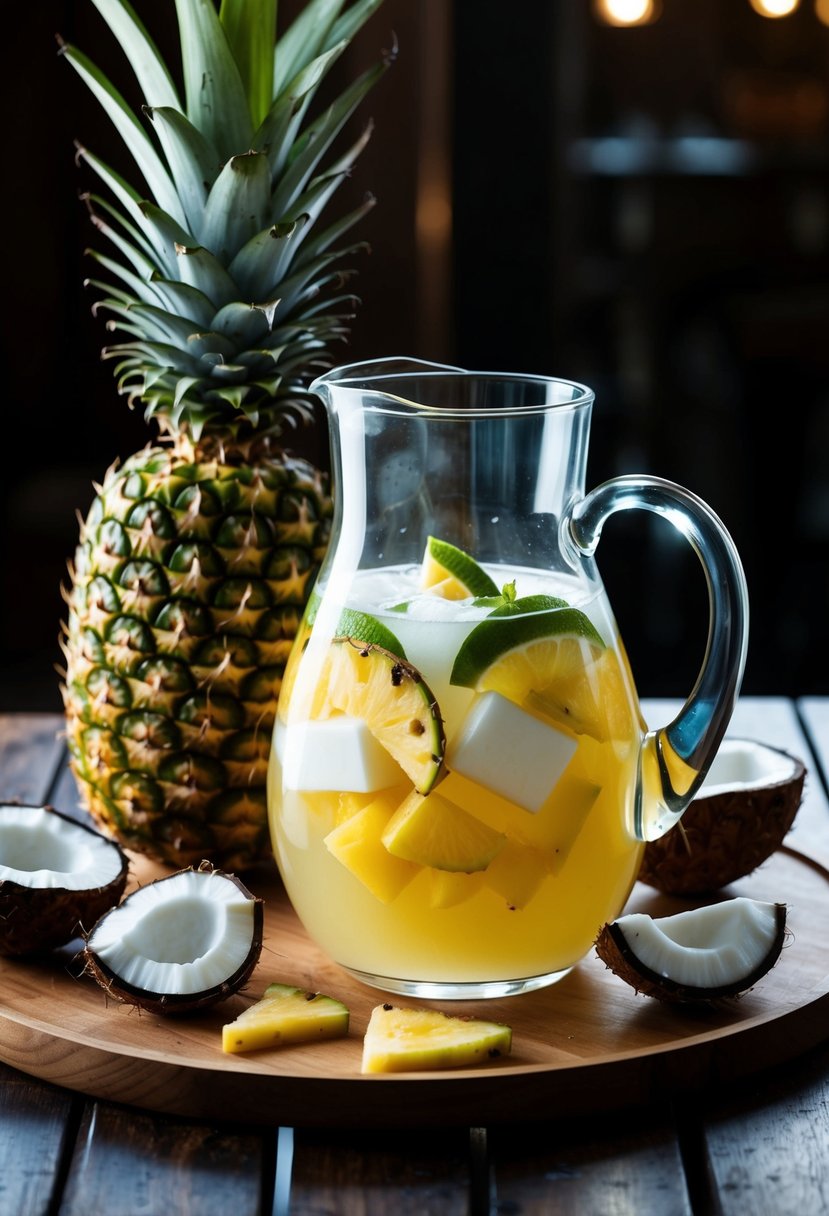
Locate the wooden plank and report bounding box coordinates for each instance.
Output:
[0,713,64,805]
[59,1102,266,1216]
[797,697,829,792]
[0,1060,78,1216]
[287,1125,472,1215]
[700,1038,829,1216]
[490,1111,693,1216]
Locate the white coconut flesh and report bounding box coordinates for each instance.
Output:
[697,739,799,798]
[0,804,123,890]
[87,868,259,997]
[612,897,784,990]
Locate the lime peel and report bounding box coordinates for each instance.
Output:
[421,536,500,599]
[450,604,604,690]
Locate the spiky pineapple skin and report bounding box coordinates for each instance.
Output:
[63,439,331,870]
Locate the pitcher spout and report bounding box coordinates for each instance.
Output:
[310,356,465,405]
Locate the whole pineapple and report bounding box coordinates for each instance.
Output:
[60,0,389,870]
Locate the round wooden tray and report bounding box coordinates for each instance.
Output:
[0,841,827,1128]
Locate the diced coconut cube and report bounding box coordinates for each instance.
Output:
[276,718,405,792]
[447,692,577,814]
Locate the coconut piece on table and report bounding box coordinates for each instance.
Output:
[638,738,806,895]
[595,897,788,1004]
[0,803,128,956]
[84,861,263,1015]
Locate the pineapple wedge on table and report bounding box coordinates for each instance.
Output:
[59,0,390,870]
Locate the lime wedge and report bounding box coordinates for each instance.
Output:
[420,535,500,600]
[450,601,626,739]
[336,608,406,658]
[451,601,603,690]
[362,1004,512,1073]
[312,640,445,793]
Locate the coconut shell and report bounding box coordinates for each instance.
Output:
[0,806,129,957]
[637,743,806,896]
[594,902,788,1004]
[83,861,264,1015]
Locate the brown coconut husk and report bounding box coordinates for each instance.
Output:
[638,742,806,896]
[594,901,788,1004]
[0,805,129,957]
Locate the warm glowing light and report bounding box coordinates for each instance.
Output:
[747,0,800,16]
[816,0,829,25]
[593,0,659,27]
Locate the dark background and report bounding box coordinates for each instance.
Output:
[3,0,829,711]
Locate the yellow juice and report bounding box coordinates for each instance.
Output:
[268,564,645,995]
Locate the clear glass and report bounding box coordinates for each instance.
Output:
[267,359,749,999]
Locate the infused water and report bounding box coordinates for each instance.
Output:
[268,561,645,996]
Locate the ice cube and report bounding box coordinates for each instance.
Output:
[447,691,577,814]
[275,717,405,792]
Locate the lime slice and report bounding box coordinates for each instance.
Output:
[312,640,445,793]
[381,788,505,872]
[451,601,603,689]
[222,983,349,1053]
[450,601,626,739]
[336,608,406,657]
[361,1004,512,1073]
[420,536,500,600]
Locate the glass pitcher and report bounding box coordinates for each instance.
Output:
[267,359,748,999]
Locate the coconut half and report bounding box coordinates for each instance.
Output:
[638,739,806,895]
[595,897,787,1003]
[84,860,264,1015]
[0,803,128,956]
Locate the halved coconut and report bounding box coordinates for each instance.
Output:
[84,861,264,1015]
[638,739,806,895]
[595,897,787,1003]
[0,803,128,956]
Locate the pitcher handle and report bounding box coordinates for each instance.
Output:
[566,474,749,842]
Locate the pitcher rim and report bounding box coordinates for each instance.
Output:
[310,357,595,417]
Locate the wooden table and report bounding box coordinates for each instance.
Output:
[1,698,828,1216]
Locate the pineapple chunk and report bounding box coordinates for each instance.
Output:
[222,983,349,1054]
[361,1004,512,1074]
[484,839,550,909]
[382,789,506,873]
[428,868,484,909]
[324,787,418,902]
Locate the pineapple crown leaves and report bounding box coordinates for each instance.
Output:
[59,0,391,440]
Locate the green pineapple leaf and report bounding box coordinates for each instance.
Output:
[90,0,181,108]
[201,152,272,262]
[270,61,386,217]
[65,0,389,437]
[60,42,183,225]
[77,153,171,268]
[219,0,276,128]
[174,0,253,158]
[228,216,309,302]
[253,42,347,180]
[326,0,385,51]
[274,0,346,93]
[145,107,216,233]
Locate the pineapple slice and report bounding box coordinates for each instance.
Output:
[324,786,418,902]
[382,789,506,873]
[361,1004,512,1073]
[222,983,349,1054]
